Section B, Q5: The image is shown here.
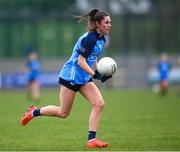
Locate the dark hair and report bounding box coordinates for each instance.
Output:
[76,9,110,31]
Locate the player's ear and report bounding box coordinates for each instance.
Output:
[95,21,101,28]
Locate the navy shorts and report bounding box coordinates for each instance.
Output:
[59,77,92,92]
[28,76,39,83]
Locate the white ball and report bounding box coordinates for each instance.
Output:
[97,57,117,76]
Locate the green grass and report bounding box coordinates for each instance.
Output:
[0,88,180,151]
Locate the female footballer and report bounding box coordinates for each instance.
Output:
[157,53,171,96]
[26,51,41,102]
[21,9,112,148]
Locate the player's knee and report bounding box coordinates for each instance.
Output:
[58,111,70,118]
[92,100,105,110]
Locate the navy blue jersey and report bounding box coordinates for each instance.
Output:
[158,61,171,81]
[27,60,40,81]
[59,31,107,84]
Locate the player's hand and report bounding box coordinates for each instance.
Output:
[93,70,112,83]
[93,70,103,80]
[101,75,112,83]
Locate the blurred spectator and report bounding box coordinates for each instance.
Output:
[26,51,41,102]
[177,57,180,97]
[157,53,171,96]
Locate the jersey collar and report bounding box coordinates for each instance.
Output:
[94,31,105,40]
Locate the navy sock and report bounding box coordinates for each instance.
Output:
[88,131,96,141]
[32,108,41,117]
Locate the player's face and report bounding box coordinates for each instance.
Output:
[29,52,38,60]
[96,16,111,35]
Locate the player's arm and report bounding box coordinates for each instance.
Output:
[78,55,111,82]
[78,56,106,82]
[77,33,98,76]
[78,55,95,76]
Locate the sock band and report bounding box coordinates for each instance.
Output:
[88,131,96,141]
[32,108,41,117]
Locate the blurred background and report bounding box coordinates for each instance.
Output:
[0,0,180,90]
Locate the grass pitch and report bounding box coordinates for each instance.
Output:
[0,88,180,151]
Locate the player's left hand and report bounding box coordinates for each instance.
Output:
[101,75,112,83]
[93,70,112,83]
[93,70,103,80]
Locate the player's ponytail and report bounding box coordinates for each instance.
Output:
[76,9,99,22]
[75,9,110,32]
[87,9,99,22]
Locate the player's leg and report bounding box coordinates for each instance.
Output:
[26,82,31,100]
[159,81,164,96]
[40,85,76,117]
[159,80,168,96]
[80,82,105,131]
[26,80,33,100]
[31,80,40,101]
[27,74,34,100]
[162,80,169,95]
[79,82,108,148]
[21,85,76,126]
